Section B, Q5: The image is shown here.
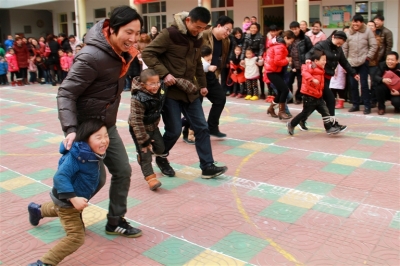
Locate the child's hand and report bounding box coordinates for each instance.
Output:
[312,79,320,85]
[70,197,88,211]
[208,65,217,72]
[141,142,153,153]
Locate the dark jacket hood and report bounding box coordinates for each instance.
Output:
[172,12,204,40]
[85,19,119,60]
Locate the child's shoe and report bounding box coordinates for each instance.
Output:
[244,95,252,100]
[145,174,162,191]
[326,126,340,135]
[287,122,295,135]
[298,120,308,131]
[28,260,51,266]
[229,92,237,97]
[250,95,259,101]
[236,93,245,98]
[28,202,42,226]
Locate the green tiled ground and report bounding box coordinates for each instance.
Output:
[358,139,385,146]
[0,170,21,182]
[143,237,204,265]
[86,220,119,240]
[360,160,393,171]
[211,231,269,261]
[259,201,308,223]
[372,129,397,136]
[295,180,335,195]
[342,149,372,159]
[157,177,188,190]
[224,148,255,157]
[28,219,65,244]
[29,169,56,181]
[221,139,244,147]
[194,177,223,187]
[263,145,289,154]
[25,140,52,148]
[322,163,356,175]
[253,137,277,144]
[390,212,400,229]
[307,152,336,162]
[247,184,289,201]
[12,183,50,198]
[0,187,6,193]
[312,197,360,217]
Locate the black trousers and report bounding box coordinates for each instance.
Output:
[267,72,289,103]
[290,95,331,130]
[289,69,303,101]
[205,74,226,133]
[323,77,336,116]
[376,83,400,109]
[220,67,232,94]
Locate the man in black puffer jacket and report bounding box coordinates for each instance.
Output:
[288,21,313,104]
[57,6,143,238]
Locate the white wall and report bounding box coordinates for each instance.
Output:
[9,9,53,38]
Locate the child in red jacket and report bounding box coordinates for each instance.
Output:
[287,50,341,135]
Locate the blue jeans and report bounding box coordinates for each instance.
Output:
[161,97,214,170]
[350,61,370,108]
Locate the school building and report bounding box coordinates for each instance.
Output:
[0,0,399,51]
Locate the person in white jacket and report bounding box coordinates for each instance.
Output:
[342,14,377,114]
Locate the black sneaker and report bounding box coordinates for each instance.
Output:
[210,131,227,138]
[105,217,142,238]
[287,122,295,135]
[201,164,227,179]
[326,126,340,135]
[334,121,347,132]
[28,260,50,266]
[298,120,308,131]
[28,202,42,226]
[155,156,175,177]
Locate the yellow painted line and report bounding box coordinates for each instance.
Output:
[231,151,304,266]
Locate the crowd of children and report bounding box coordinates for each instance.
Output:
[0,34,83,86]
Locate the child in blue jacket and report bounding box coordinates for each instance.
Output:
[0,56,8,85]
[27,119,122,266]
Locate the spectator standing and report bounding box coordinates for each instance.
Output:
[202,15,234,137]
[300,20,310,33]
[5,48,20,85]
[68,35,81,55]
[56,6,144,238]
[46,34,62,86]
[241,23,265,99]
[28,55,38,83]
[59,33,72,52]
[0,56,8,85]
[4,35,14,50]
[306,21,326,45]
[342,14,377,115]
[373,15,393,60]
[148,26,159,41]
[141,7,228,179]
[13,37,30,85]
[288,21,313,104]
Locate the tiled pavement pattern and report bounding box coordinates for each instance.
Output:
[0,84,399,266]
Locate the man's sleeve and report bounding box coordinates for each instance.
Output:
[57,52,98,134]
[141,30,170,78]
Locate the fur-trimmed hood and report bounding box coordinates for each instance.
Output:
[172,12,204,40]
[349,23,367,35]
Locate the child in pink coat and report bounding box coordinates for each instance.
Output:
[5,48,20,85]
[60,50,73,81]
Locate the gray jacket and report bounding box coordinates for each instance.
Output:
[342,23,377,67]
[57,19,137,134]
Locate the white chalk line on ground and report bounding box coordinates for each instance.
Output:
[0,164,255,266]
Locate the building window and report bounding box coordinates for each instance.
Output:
[210,0,234,25]
[94,8,106,23]
[142,1,167,32]
[355,1,384,21]
[59,13,68,35]
[72,12,77,37]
